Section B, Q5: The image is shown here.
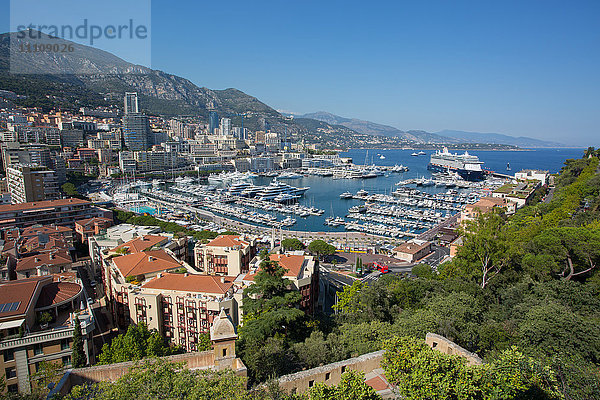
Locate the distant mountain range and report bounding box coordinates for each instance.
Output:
[298,112,566,147]
[0,30,566,148]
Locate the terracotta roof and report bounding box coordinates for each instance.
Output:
[0,198,90,213]
[142,272,234,295]
[111,235,168,254]
[75,217,112,228]
[35,281,82,309]
[394,241,431,255]
[0,276,50,318]
[19,235,70,254]
[112,249,181,278]
[206,235,249,248]
[16,249,73,271]
[21,225,72,238]
[269,254,306,278]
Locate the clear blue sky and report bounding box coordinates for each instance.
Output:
[1,0,599,145]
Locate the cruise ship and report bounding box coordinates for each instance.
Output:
[427,147,485,181]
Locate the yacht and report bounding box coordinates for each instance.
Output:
[411,152,419,156]
[278,171,304,179]
[227,182,254,196]
[357,189,368,196]
[340,192,353,199]
[349,204,368,213]
[418,151,426,155]
[255,180,310,201]
[379,155,386,159]
[273,193,300,203]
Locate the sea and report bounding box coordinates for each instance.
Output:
[248,148,585,233]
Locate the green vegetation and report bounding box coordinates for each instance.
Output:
[61,182,78,197]
[113,209,234,242]
[72,316,86,368]
[307,240,336,261]
[281,238,305,251]
[98,323,181,364]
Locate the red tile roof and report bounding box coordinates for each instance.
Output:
[35,281,82,309]
[142,272,235,295]
[0,198,90,213]
[270,254,306,278]
[111,235,168,254]
[206,235,249,248]
[21,225,72,238]
[394,241,431,255]
[16,249,73,271]
[112,250,181,278]
[0,276,50,318]
[75,217,112,228]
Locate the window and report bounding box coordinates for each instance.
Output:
[5,367,17,379]
[33,343,43,355]
[62,355,71,366]
[222,348,227,357]
[8,384,18,393]
[308,380,314,388]
[432,341,438,348]
[4,349,15,362]
[61,339,70,351]
[325,372,330,381]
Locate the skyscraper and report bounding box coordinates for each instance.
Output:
[123,114,151,151]
[220,118,231,136]
[124,92,139,114]
[209,111,219,135]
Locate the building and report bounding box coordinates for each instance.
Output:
[1,143,31,172]
[208,111,219,135]
[0,198,110,231]
[15,249,73,279]
[492,180,541,208]
[459,197,517,223]
[126,272,243,351]
[60,130,85,148]
[514,169,549,185]
[194,235,256,276]
[0,276,95,395]
[245,253,319,314]
[124,92,139,114]
[6,164,59,204]
[393,240,432,263]
[220,118,231,136]
[74,217,113,243]
[123,114,150,151]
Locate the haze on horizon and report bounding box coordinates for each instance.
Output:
[1,0,599,146]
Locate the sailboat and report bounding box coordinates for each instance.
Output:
[380,154,386,159]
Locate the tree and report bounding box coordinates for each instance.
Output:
[98,323,179,364]
[308,370,380,400]
[333,281,364,315]
[239,258,305,381]
[64,359,248,400]
[72,316,86,368]
[452,209,510,288]
[61,182,79,196]
[281,238,305,251]
[308,240,336,261]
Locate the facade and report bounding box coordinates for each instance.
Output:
[0,198,110,230]
[6,165,59,204]
[393,240,432,263]
[492,180,541,208]
[124,92,139,114]
[74,217,113,243]
[459,196,516,223]
[0,276,95,395]
[60,130,85,148]
[194,235,256,276]
[123,114,150,151]
[514,169,549,185]
[208,111,219,135]
[15,249,73,279]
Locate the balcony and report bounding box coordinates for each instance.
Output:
[0,312,94,350]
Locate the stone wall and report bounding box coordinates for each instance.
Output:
[276,350,385,394]
[425,332,483,365]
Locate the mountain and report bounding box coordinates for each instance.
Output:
[299,112,457,143]
[436,130,566,148]
[0,31,280,122]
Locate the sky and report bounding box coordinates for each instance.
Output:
[1,0,599,145]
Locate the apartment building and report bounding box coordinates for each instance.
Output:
[0,276,95,395]
[74,217,113,243]
[245,253,319,314]
[0,198,111,230]
[6,164,59,204]
[459,196,516,223]
[194,235,256,276]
